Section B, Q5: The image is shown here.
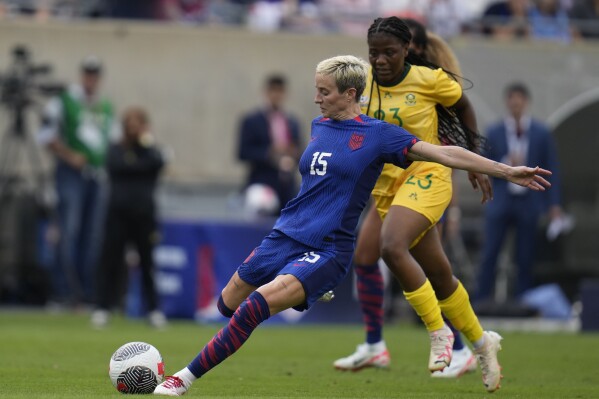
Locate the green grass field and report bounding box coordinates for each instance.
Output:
[1,310,597,398]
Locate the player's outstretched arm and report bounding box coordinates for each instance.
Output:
[407,141,552,191]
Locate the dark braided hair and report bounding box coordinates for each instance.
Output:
[366,16,483,152]
[404,18,428,54]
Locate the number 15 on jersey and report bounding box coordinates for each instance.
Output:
[310,152,332,176]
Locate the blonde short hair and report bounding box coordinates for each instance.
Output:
[316,55,369,101]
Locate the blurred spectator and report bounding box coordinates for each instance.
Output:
[156,0,251,25]
[318,0,377,36]
[91,107,167,329]
[423,0,465,39]
[209,0,250,25]
[237,74,302,216]
[107,0,159,19]
[481,0,530,38]
[280,0,328,34]
[476,82,563,303]
[158,0,207,23]
[0,0,109,18]
[52,0,109,18]
[569,0,599,37]
[38,56,115,307]
[246,0,317,32]
[246,0,286,31]
[529,0,578,42]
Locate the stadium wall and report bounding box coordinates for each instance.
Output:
[0,19,597,186]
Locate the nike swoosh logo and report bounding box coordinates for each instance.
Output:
[352,357,367,366]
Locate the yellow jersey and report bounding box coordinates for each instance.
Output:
[360,64,462,197]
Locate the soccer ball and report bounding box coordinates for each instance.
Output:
[109,342,165,394]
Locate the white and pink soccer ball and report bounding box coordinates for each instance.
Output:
[109,342,164,395]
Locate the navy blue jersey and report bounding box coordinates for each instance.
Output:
[273,114,419,250]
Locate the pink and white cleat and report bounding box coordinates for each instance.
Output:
[154,376,188,396]
[333,341,391,371]
[431,346,477,378]
[428,324,455,372]
[474,331,504,392]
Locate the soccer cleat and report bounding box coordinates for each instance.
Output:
[428,324,455,372]
[474,331,503,392]
[333,342,390,371]
[431,346,477,378]
[318,290,335,302]
[149,310,168,329]
[154,376,188,396]
[90,309,109,329]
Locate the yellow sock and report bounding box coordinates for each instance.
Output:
[439,281,484,343]
[403,279,445,332]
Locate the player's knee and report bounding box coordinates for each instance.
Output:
[217,294,235,318]
[354,249,379,265]
[380,238,409,266]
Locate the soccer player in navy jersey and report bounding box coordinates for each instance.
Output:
[154,55,551,396]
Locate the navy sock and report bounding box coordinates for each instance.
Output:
[445,318,464,350]
[355,263,384,344]
[187,291,270,378]
[217,295,234,318]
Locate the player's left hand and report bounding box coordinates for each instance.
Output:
[507,166,552,191]
[468,172,493,204]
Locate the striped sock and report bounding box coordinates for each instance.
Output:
[355,263,385,344]
[187,291,270,378]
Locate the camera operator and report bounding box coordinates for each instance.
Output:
[38,56,116,308]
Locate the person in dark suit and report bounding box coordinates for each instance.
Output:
[237,74,302,215]
[476,82,563,302]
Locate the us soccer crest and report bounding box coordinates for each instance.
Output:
[349,133,365,150]
[405,93,416,106]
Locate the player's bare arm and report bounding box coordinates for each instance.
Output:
[407,141,552,192]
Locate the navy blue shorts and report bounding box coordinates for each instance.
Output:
[237,230,353,311]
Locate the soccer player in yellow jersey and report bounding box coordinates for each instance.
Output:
[406,18,478,379]
[333,17,503,393]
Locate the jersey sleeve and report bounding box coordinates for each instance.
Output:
[379,124,420,169]
[433,68,462,108]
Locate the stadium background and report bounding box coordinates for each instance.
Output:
[0,9,598,399]
[0,17,597,324]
